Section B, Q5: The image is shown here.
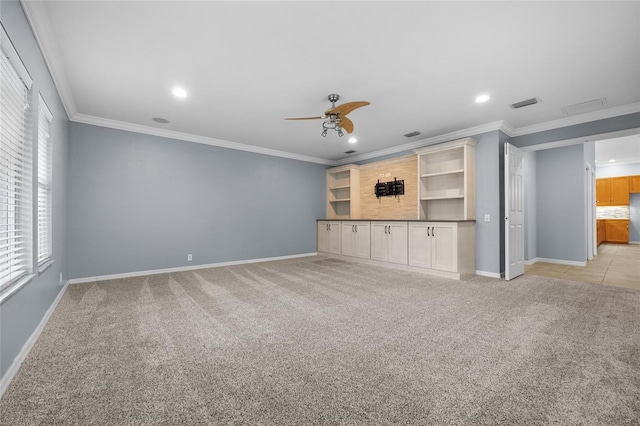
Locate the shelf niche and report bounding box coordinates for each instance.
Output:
[326,164,360,220]
[414,138,476,221]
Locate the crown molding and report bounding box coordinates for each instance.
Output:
[72,113,335,165]
[20,0,77,119]
[334,121,509,165]
[511,102,640,137]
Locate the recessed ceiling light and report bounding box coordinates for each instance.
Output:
[609,159,616,163]
[348,137,357,143]
[475,94,490,103]
[172,87,187,98]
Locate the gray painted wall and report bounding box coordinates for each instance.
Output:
[535,144,586,262]
[475,131,502,275]
[68,123,326,279]
[630,194,640,243]
[523,151,537,261]
[0,0,70,379]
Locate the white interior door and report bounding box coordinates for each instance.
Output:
[505,143,525,280]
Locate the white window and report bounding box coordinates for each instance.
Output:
[37,95,52,265]
[1,25,33,293]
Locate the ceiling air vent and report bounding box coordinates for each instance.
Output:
[344,150,356,154]
[404,131,421,138]
[561,98,607,116]
[509,97,541,109]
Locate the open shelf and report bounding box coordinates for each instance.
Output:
[414,139,476,221]
[326,165,360,219]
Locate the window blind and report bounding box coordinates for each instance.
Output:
[37,96,52,264]
[0,44,31,291]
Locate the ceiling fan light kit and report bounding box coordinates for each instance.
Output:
[285,93,370,138]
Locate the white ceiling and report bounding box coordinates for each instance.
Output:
[595,134,640,165]
[22,1,640,164]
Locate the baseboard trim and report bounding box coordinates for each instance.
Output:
[526,257,587,267]
[475,270,501,278]
[629,241,640,245]
[68,253,318,285]
[0,280,70,399]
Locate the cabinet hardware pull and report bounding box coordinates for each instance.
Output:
[388,226,391,235]
[433,227,435,237]
[352,225,355,232]
[427,226,430,237]
[355,225,357,232]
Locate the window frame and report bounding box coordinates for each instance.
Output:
[0,23,34,297]
[37,94,53,268]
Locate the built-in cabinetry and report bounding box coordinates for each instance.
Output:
[629,175,640,193]
[603,220,629,243]
[370,222,408,265]
[317,220,475,280]
[317,221,341,254]
[341,221,371,259]
[596,177,629,206]
[326,165,360,219]
[408,222,475,277]
[414,138,476,221]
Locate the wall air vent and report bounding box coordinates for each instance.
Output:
[561,98,607,116]
[509,97,541,109]
[404,131,421,138]
[344,150,356,154]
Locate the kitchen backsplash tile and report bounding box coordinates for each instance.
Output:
[596,206,630,219]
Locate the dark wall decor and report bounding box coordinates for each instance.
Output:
[375,178,404,198]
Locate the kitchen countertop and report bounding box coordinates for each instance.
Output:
[317,219,476,222]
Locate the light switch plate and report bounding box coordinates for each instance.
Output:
[484,214,490,222]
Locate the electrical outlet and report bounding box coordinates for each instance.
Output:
[385,172,391,177]
[187,254,193,261]
[484,214,491,222]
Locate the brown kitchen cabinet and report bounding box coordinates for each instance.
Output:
[604,220,629,244]
[630,175,640,193]
[596,177,629,206]
[597,220,606,245]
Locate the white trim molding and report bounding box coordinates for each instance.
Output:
[335,121,510,165]
[475,270,502,279]
[68,252,318,285]
[0,280,70,399]
[525,257,587,267]
[511,102,640,137]
[72,114,334,165]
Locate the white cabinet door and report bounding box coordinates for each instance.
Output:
[353,221,371,259]
[341,222,355,256]
[317,221,329,253]
[328,222,341,254]
[370,222,407,264]
[409,223,431,268]
[387,222,408,265]
[370,222,388,261]
[431,223,457,272]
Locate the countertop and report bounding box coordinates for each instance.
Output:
[597,218,629,221]
[317,219,476,223]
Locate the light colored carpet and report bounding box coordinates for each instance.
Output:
[1,256,639,425]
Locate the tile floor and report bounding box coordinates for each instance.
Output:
[525,243,640,290]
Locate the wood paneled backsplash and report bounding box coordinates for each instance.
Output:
[359,154,417,219]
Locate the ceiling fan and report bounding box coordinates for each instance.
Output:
[285,94,370,137]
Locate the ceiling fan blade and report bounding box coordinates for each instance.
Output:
[284,116,324,120]
[325,101,370,116]
[340,116,354,134]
